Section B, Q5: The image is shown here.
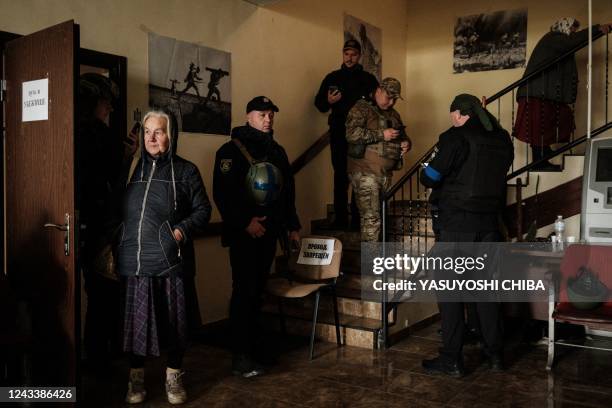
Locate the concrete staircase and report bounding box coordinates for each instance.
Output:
[262,201,439,349]
[505,138,588,239]
[262,207,389,349]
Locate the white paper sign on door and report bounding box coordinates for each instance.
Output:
[22,78,49,122]
[297,238,335,266]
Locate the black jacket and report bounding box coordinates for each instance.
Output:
[516,26,601,104]
[420,117,513,232]
[77,118,129,236]
[314,63,378,130]
[117,127,211,277]
[213,125,301,247]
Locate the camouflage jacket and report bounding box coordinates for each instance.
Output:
[345,99,407,164]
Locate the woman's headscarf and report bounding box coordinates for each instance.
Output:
[450,94,501,131]
[551,18,579,35]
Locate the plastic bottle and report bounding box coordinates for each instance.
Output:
[554,215,566,243]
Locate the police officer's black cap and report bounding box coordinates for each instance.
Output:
[246,96,279,113]
[343,39,362,53]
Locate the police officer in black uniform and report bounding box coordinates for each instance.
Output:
[213,96,301,378]
[315,39,379,229]
[420,94,513,377]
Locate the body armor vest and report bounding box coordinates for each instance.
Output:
[441,129,512,212]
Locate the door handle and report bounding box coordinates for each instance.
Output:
[44,213,70,256]
[44,223,68,231]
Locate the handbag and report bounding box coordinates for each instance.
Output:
[90,224,122,281]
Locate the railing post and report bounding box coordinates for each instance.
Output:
[587,0,593,139]
[516,178,523,242]
[379,199,388,349]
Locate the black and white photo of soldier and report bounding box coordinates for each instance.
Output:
[205,67,230,101]
[344,13,382,81]
[148,33,232,135]
[181,62,203,97]
[453,9,527,73]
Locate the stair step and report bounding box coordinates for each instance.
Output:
[334,286,365,300]
[388,199,430,207]
[312,218,434,242]
[343,272,421,298]
[387,211,432,218]
[263,290,388,321]
[325,200,430,212]
[310,220,362,246]
[261,309,379,349]
[338,272,362,290]
[388,215,433,235]
[264,303,383,331]
[507,148,587,187]
[261,300,384,349]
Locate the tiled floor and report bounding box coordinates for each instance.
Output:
[82,322,612,407]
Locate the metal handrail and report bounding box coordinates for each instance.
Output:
[379,31,608,349]
[486,30,605,104]
[384,31,607,201]
[507,121,612,180]
[384,145,436,200]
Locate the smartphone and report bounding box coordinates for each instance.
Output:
[125,122,140,145]
[328,85,340,94]
[125,108,141,145]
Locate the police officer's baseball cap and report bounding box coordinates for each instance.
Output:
[380,77,403,100]
[246,96,279,113]
[343,39,362,53]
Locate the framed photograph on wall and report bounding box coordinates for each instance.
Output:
[453,9,527,74]
[148,33,231,135]
[344,13,382,81]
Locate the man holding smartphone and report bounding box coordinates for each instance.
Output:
[315,39,379,230]
[345,78,410,242]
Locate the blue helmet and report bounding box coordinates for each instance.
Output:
[245,162,283,206]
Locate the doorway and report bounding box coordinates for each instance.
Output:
[0,23,128,388]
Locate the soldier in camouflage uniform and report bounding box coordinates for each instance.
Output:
[346,77,411,242]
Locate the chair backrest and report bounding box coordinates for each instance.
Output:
[290,235,342,281]
[559,244,612,309]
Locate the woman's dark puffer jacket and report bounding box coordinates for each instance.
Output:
[117,123,211,277]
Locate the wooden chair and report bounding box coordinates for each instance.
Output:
[266,236,342,360]
[547,244,612,370]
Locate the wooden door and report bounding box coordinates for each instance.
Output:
[4,20,78,386]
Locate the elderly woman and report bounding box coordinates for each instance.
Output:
[117,110,211,405]
[514,18,611,170]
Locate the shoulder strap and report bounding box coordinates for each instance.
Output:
[233,139,257,164]
[125,152,140,185]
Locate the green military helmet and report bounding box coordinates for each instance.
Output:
[245,162,284,206]
[567,266,609,310]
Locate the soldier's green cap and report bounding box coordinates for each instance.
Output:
[380,77,403,100]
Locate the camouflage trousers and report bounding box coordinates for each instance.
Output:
[349,172,391,242]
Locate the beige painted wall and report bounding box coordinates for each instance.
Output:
[6,0,606,329]
[0,0,409,324]
[404,0,612,170]
[394,0,612,331]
